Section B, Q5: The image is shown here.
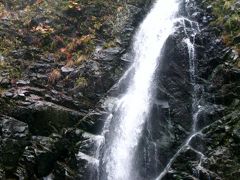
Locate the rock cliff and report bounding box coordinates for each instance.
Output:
[0,0,239,179]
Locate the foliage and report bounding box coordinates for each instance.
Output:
[75,77,88,87]
[48,69,61,84]
[0,0,132,88]
[0,60,21,79]
[204,0,240,65]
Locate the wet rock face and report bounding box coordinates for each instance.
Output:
[11,101,85,136]
[133,24,194,179]
[0,115,30,179]
[1,0,239,179]
[0,0,152,179]
[154,0,240,179]
[1,116,29,139]
[127,0,240,179]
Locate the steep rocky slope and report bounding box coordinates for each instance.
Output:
[0,0,152,179]
[0,0,239,179]
[161,0,240,179]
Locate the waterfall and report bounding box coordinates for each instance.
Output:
[182,17,200,133]
[99,0,180,179]
[155,1,208,179]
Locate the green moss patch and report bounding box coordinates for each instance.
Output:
[204,0,240,64]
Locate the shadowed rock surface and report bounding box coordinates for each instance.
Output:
[0,0,240,179]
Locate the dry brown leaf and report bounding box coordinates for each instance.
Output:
[36,0,43,4]
[31,23,54,34]
[48,69,61,83]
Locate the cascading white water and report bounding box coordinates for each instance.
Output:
[155,2,206,179]
[183,18,200,133]
[102,0,180,179]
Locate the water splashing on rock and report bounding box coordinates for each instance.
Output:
[100,0,180,179]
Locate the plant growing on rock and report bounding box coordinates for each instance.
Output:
[48,69,61,84]
[75,77,88,88]
[204,0,240,65]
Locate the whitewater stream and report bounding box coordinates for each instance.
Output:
[77,0,211,179]
[99,0,180,179]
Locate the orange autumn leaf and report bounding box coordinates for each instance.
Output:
[48,69,61,84]
[60,48,67,53]
[31,23,54,34]
[36,0,43,4]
